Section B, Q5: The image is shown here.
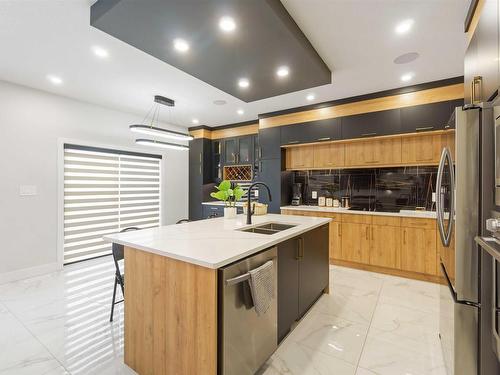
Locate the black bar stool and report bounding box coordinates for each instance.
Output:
[109,227,139,322]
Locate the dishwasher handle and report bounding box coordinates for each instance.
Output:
[225,257,277,286]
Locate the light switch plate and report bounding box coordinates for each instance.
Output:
[311,191,317,199]
[254,189,259,197]
[20,185,37,196]
[432,192,436,202]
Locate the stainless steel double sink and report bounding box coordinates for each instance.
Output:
[238,222,297,235]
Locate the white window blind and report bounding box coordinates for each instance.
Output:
[63,144,161,264]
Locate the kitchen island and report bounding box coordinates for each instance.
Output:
[104,213,331,375]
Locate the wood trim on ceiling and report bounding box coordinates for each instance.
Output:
[259,83,464,129]
[190,123,259,139]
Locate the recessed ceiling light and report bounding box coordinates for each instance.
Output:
[276,66,290,78]
[92,46,109,58]
[306,93,315,101]
[395,19,414,34]
[219,16,236,32]
[47,74,63,85]
[192,118,199,124]
[173,38,190,53]
[238,78,250,88]
[237,109,244,115]
[393,52,419,64]
[401,73,414,82]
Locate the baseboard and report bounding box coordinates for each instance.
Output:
[330,258,442,284]
[0,262,61,285]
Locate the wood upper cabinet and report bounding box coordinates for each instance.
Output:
[286,145,313,169]
[401,218,437,275]
[313,143,345,168]
[344,137,401,167]
[369,216,401,269]
[401,132,454,165]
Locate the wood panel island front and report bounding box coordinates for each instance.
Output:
[104,214,330,375]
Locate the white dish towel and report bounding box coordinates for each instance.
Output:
[248,260,275,316]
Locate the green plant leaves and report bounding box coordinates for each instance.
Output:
[211,180,247,207]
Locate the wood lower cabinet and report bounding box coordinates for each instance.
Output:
[370,216,401,269]
[281,209,441,282]
[313,143,345,168]
[340,222,370,264]
[401,220,437,275]
[330,221,342,260]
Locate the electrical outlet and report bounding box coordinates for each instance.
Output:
[254,189,259,198]
[311,191,317,199]
[432,192,436,202]
[20,185,37,196]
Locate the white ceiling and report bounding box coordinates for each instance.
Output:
[0,0,466,128]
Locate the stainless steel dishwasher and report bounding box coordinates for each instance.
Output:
[218,246,278,375]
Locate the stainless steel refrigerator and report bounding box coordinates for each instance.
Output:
[438,102,499,375]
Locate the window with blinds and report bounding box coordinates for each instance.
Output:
[63,144,161,264]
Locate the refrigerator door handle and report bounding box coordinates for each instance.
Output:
[440,263,480,308]
[436,148,455,247]
[492,258,500,360]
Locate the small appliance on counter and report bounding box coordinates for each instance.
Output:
[341,196,350,209]
[291,183,303,206]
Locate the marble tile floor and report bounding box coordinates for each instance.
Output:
[0,257,446,375]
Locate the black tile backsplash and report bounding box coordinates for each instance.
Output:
[293,167,437,212]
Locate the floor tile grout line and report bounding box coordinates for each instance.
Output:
[352,272,385,374]
[1,301,72,374]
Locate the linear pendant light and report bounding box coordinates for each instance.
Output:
[130,125,193,141]
[130,95,192,149]
[135,139,189,151]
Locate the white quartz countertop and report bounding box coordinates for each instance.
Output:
[103,214,331,269]
[281,205,438,219]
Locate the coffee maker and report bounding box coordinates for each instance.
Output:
[291,183,303,206]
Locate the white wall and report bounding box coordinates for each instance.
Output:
[0,80,189,281]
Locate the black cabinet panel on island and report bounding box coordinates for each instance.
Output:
[277,224,329,343]
[280,118,341,145]
[341,108,401,139]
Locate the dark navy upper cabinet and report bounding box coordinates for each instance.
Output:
[341,109,401,139]
[259,127,281,159]
[222,135,254,165]
[400,101,454,133]
[280,118,341,145]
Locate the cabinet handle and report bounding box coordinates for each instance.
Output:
[199,153,202,163]
[199,164,201,175]
[371,227,374,240]
[298,237,304,259]
[338,225,341,237]
[403,229,406,244]
[361,132,377,137]
[416,126,434,132]
[287,140,299,144]
[259,147,262,159]
[317,137,331,141]
[471,76,483,104]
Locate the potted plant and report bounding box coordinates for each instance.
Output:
[210,180,245,219]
